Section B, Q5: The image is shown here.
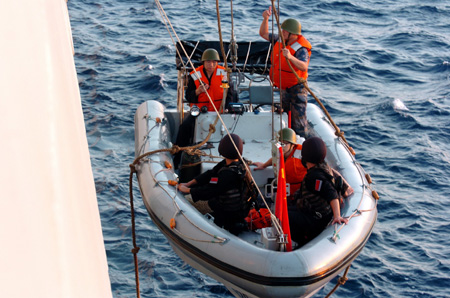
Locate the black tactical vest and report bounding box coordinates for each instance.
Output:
[296,163,337,219]
[217,161,255,214]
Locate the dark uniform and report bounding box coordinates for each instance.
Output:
[190,159,250,234]
[288,163,339,246]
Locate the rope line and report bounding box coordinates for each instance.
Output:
[128,166,141,298]
[324,264,351,298]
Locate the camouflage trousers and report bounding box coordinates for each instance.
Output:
[281,83,308,138]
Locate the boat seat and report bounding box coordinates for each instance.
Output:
[248,85,274,106]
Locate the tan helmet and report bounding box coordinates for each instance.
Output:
[201,48,220,62]
[278,128,297,144]
[281,18,301,35]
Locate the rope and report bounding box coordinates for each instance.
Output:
[215,0,231,114]
[324,264,351,298]
[128,165,141,298]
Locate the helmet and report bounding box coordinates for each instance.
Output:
[301,137,327,164]
[218,133,243,159]
[201,48,220,62]
[281,18,301,35]
[278,128,297,144]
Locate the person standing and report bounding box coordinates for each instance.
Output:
[259,7,312,138]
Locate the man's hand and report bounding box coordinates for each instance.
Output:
[177,184,190,193]
[262,6,272,19]
[196,84,209,95]
[332,216,349,225]
[282,48,293,59]
[252,162,266,171]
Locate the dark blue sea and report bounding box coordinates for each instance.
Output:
[68,0,450,297]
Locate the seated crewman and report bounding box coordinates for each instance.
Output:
[288,137,349,247]
[253,128,307,203]
[174,48,234,169]
[177,134,251,235]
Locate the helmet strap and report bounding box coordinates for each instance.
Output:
[287,33,292,45]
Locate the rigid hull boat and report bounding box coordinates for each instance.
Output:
[133,40,378,298]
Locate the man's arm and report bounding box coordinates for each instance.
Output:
[259,7,272,41]
[330,199,349,225]
[282,47,308,72]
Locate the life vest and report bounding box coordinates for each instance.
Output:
[296,163,335,219]
[270,35,311,89]
[245,208,272,230]
[284,144,307,198]
[216,161,254,214]
[190,65,227,111]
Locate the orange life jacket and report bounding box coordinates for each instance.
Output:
[285,144,307,198]
[270,35,312,89]
[190,65,227,111]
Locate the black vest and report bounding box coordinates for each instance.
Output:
[217,161,254,214]
[296,163,337,219]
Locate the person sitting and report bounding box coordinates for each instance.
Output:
[288,137,349,247]
[185,48,232,112]
[174,48,234,168]
[253,128,307,203]
[177,133,251,235]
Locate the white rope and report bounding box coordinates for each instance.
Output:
[242,41,251,72]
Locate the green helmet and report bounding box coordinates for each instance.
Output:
[278,128,297,144]
[201,48,220,62]
[281,18,301,35]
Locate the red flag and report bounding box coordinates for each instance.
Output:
[275,146,292,251]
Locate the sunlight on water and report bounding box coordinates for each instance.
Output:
[392,98,409,111]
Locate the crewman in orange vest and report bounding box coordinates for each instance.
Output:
[259,7,312,138]
[185,48,231,111]
[253,128,307,203]
[174,48,233,169]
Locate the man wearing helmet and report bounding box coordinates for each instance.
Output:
[174,48,235,168]
[177,134,251,235]
[259,7,311,138]
[253,128,307,201]
[288,137,349,247]
[185,48,233,111]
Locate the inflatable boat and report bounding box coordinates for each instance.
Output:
[133,41,378,298]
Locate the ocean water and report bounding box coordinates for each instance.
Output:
[68,0,450,297]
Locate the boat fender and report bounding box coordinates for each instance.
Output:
[170,218,176,229]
